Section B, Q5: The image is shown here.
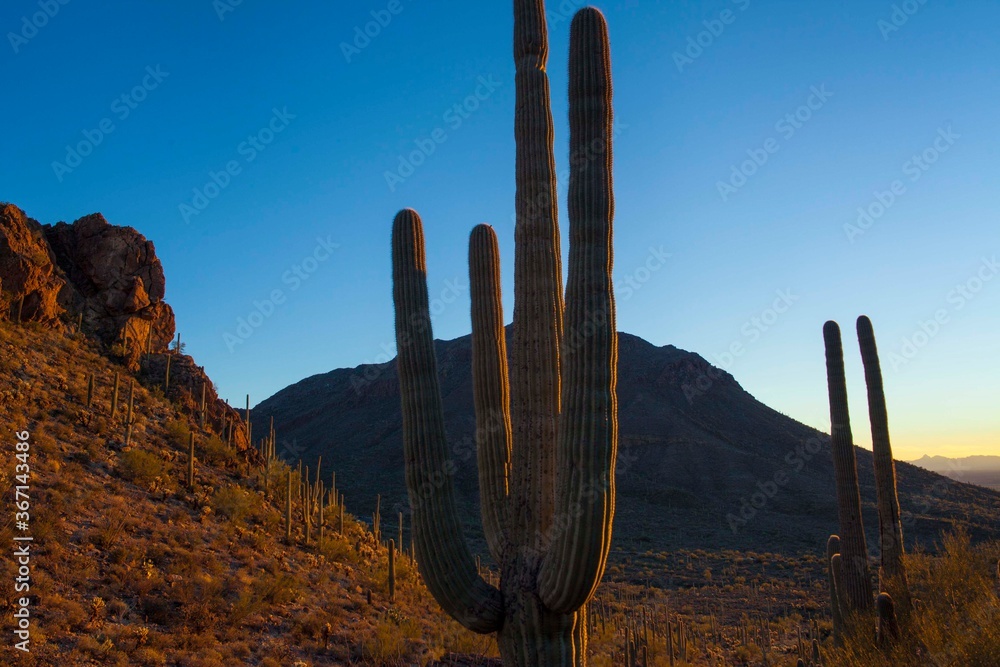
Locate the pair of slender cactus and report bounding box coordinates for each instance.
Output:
[824,317,910,648]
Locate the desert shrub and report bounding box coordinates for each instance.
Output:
[363,611,421,664]
[91,507,130,549]
[132,647,167,666]
[831,529,1000,667]
[201,435,236,467]
[165,420,190,449]
[211,485,260,524]
[117,450,164,489]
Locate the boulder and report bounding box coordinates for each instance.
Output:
[44,212,175,368]
[0,204,67,324]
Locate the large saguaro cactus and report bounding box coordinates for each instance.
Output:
[856,315,911,614]
[391,4,616,665]
[823,321,873,613]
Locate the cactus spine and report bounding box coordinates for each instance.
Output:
[857,315,911,614]
[823,321,873,613]
[390,5,616,662]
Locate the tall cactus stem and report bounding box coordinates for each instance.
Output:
[286,468,293,544]
[124,379,135,447]
[200,382,207,429]
[110,372,119,419]
[388,538,397,602]
[187,433,195,491]
[857,315,911,614]
[823,320,873,613]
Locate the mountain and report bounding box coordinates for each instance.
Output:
[910,455,1000,491]
[253,330,1000,557]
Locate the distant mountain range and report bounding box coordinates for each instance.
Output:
[254,330,1000,556]
[909,455,1000,491]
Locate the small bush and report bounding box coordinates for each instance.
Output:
[117,450,164,489]
[201,436,236,467]
[165,420,190,449]
[212,485,260,524]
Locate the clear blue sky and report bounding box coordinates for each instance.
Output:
[3,0,997,458]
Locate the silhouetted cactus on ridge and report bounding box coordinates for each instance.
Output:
[823,320,873,613]
[857,315,912,615]
[390,4,617,663]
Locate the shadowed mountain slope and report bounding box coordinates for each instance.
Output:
[254,330,1000,557]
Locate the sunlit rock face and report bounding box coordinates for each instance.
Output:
[0,203,67,325]
[0,204,176,370]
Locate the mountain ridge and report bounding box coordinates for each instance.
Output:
[253,329,1000,557]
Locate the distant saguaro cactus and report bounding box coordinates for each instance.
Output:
[286,468,293,544]
[390,4,617,662]
[187,433,195,491]
[110,372,120,419]
[388,538,396,602]
[199,382,207,429]
[857,315,911,614]
[823,321,873,613]
[124,379,135,446]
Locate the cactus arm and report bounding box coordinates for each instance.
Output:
[823,320,873,612]
[469,224,513,563]
[827,535,844,646]
[510,0,563,548]
[392,209,504,633]
[539,7,617,615]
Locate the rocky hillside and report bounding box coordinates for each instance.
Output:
[0,204,497,665]
[253,330,1000,556]
[0,321,500,665]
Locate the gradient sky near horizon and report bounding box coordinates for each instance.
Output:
[2,0,997,460]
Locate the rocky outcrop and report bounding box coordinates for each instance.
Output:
[44,213,175,368]
[0,204,67,324]
[0,204,176,368]
[0,202,258,457]
[142,352,253,455]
